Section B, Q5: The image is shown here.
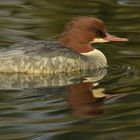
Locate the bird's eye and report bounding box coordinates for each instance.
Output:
[94,30,106,37]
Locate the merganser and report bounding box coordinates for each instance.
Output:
[0,16,128,73]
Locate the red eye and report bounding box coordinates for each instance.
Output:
[95,30,100,35]
[95,30,106,37]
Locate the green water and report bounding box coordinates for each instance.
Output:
[0,0,140,140]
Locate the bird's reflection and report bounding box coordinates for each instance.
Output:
[0,68,125,117]
[65,81,127,117]
[66,82,105,117]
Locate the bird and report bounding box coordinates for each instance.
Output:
[0,16,128,74]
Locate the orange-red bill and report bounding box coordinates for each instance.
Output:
[105,33,129,42]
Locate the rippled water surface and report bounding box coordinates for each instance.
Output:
[0,0,140,140]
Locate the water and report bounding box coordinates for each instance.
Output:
[0,0,140,140]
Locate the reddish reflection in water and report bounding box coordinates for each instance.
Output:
[66,82,105,117]
[66,82,126,117]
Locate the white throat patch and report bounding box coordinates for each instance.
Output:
[81,49,107,68]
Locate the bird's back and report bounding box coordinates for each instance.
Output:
[0,40,89,73]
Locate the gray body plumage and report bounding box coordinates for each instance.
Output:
[0,40,107,73]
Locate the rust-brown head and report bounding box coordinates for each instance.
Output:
[59,16,128,53]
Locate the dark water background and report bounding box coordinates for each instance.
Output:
[0,0,140,140]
